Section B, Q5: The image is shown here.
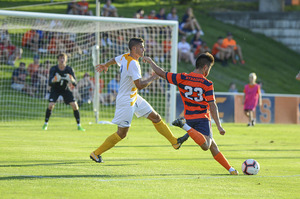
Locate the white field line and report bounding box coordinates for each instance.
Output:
[0,174,299,182]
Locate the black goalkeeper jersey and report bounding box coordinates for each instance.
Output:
[49,65,77,91]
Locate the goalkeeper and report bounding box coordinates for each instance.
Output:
[42,53,85,131]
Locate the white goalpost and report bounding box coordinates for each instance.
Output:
[0,10,178,124]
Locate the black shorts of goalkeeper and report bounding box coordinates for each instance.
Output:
[49,89,75,105]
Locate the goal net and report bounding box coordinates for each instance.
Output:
[0,10,178,124]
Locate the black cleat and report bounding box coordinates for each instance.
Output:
[173,133,190,150]
[172,117,185,128]
[90,152,104,163]
[251,120,256,126]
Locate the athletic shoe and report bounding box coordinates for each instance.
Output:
[78,125,86,131]
[42,124,48,130]
[173,133,190,150]
[230,169,239,175]
[251,120,255,126]
[90,152,104,163]
[172,117,186,128]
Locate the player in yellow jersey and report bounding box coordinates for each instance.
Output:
[90,37,187,163]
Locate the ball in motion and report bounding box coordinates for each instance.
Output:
[242,159,260,175]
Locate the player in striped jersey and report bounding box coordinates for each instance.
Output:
[143,52,238,175]
[90,38,187,163]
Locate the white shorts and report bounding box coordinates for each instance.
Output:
[11,83,24,91]
[112,95,153,127]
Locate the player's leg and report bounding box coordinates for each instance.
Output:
[42,90,59,130]
[63,90,85,131]
[90,126,127,163]
[172,118,210,151]
[235,45,245,64]
[210,139,238,175]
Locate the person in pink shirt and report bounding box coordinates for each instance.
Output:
[243,72,262,126]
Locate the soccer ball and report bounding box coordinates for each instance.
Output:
[242,159,260,175]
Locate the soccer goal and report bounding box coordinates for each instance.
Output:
[0,10,178,124]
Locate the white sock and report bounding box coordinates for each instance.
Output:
[182,123,191,131]
[44,122,48,125]
[77,124,81,126]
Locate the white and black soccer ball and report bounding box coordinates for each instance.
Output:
[242,159,260,175]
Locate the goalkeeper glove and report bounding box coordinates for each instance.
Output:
[52,73,61,83]
[64,74,75,83]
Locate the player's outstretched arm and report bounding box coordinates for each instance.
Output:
[208,101,225,135]
[134,73,159,90]
[142,56,166,79]
[95,58,117,73]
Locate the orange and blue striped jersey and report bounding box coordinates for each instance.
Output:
[166,72,215,120]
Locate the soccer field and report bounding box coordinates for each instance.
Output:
[0,119,299,199]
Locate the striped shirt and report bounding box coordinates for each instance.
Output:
[166,72,215,120]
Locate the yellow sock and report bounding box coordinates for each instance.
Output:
[94,132,122,155]
[153,120,177,145]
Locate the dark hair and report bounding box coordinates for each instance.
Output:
[195,52,214,69]
[218,36,223,40]
[19,62,26,66]
[128,37,144,50]
[57,53,67,60]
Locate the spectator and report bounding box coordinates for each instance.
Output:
[136,8,145,19]
[32,60,51,96]
[228,82,238,93]
[180,7,203,35]
[0,28,10,43]
[99,73,120,105]
[156,8,166,20]
[194,41,210,59]
[146,32,164,63]
[22,29,35,49]
[148,10,158,20]
[67,0,80,15]
[296,71,300,81]
[77,0,93,15]
[75,73,94,106]
[102,0,118,17]
[166,7,178,21]
[28,54,40,82]
[161,30,172,59]
[178,36,195,64]
[11,62,34,96]
[0,38,22,66]
[63,33,82,57]
[243,72,262,127]
[190,31,203,52]
[166,7,185,35]
[47,32,66,54]
[221,32,245,65]
[211,36,233,66]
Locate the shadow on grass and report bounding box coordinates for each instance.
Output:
[0,172,228,181]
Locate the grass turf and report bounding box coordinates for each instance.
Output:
[0,118,299,198]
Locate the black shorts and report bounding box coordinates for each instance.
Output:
[49,89,75,105]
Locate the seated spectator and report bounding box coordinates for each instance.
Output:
[47,32,66,54]
[178,36,194,64]
[11,62,34,96]
[194,41,210,59]
[22,29,35,49]
[147,10,158,20]
[67,0,80,15]
[100,73,120,105]
[221,32,245,64]
[228,82,238,93]
[156,8,166,20]
[102,0,118,17]
[28,54,40,83]
[190,31,203,52]
[166,7,178,21]
[211,36,233,66]
[0,38,22,66]
[75,73,94,106]
[77,0,93,15]
[162,31,172,59]
[136,8,145,19]
[63,33,82,57]
[180,7,203,35]
[31,60,50,96]
[0,28,11,43]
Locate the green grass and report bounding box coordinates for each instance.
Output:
[0,119,299,198]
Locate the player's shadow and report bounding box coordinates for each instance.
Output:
[0,161,86,168]
[0,173,228,181]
